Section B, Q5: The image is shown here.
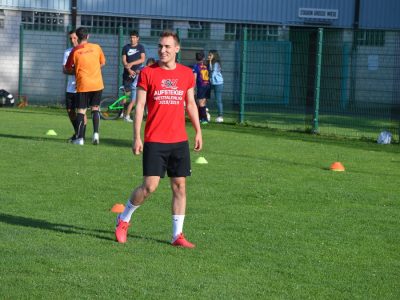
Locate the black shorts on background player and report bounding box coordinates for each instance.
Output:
[65,92,78,110]
[77,90,102,109]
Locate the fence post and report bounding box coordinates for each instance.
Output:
[176,28,181,63]
[340,42,351,109]
[118,25,124,96]
[313,28,324,133]
[18,24,24,101]
[239,27,248,123]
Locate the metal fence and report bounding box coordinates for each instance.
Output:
[17,25,400,142]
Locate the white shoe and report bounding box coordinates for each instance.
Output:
[205,108,211,122]
[124,116,133,123]
[215,116,224,123]
[72,138,84,145]
[92,133,99,145]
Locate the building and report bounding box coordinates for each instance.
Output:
[0,0,399,112]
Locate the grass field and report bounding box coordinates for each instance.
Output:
[1,107,399,299]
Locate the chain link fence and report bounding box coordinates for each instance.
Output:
[17,25,400,142]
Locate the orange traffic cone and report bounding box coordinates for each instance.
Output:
[111,203,125,213]
[330,162,345,172]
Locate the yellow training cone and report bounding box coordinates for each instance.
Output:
[46,129,57,136]
[195,156,208,164]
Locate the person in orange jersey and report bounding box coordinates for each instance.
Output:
[65,27,106,145]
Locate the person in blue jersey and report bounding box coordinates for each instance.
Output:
[192,52,211,124]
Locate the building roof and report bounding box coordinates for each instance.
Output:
[1,0,399,29]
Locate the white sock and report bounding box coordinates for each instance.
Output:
[172,215,185,241]
[119,200,140,222]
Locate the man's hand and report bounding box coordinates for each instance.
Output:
[128,69,136,78]
[133,138,143,155]
[194,132,202,152]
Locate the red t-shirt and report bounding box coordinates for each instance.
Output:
[138,63,195,143]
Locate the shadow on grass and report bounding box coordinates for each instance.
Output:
[205,123,400,154]
[0,133,132,148]
[128,234,171,246]
[100,138,131,148]
[0,133,66,143]
[0,212,170,245]
[0,212,114,241]
[207,148,399,178]
[0,107,66,117]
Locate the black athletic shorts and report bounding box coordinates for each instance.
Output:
[143,141,191,178]
[65,92,78,110]
[77,90,102,109]
[196,85,211,99]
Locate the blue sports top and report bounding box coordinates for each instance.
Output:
[192,62,210,87]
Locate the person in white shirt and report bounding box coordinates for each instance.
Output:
[208,50,224,123]
[62,29,87,142]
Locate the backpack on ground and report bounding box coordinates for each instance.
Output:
[0,89,15,107]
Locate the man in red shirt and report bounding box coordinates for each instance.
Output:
[115,30,202,248]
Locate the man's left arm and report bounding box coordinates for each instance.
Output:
[99,46,106,67]
[133,87,147,155]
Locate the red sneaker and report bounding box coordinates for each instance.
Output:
[171,233,195,248]
[115,216,130,243]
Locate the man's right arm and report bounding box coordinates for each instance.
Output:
[62,50,70,74]
[64,49,75,75]
[122,54,136,77]
[122,54,129,69]
[133,87,147,155]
